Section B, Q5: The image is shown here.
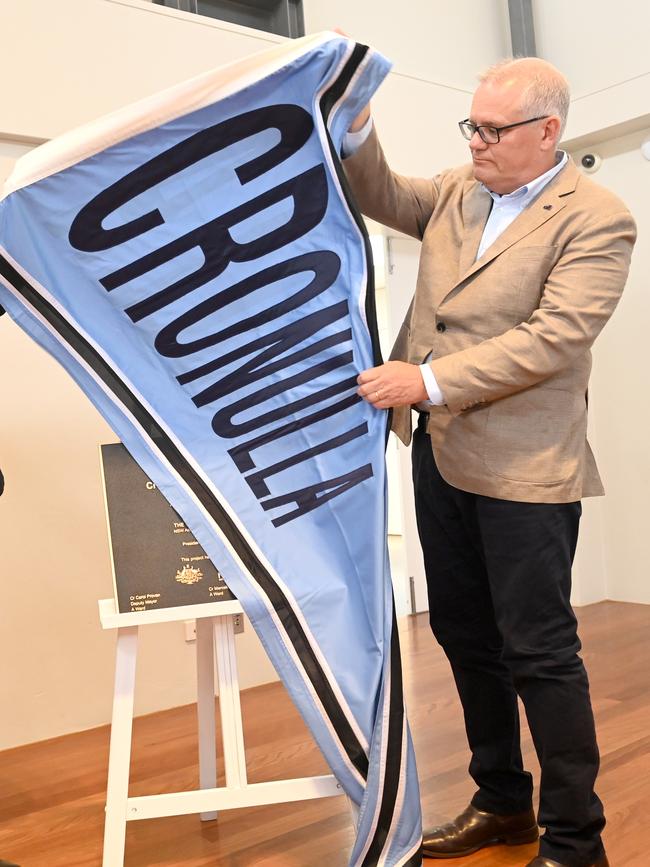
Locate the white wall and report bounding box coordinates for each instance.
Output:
[0,0,510,748]
[0,1,292,751]
[305,0,509,93]
[534,0,650,98]
[535,0,650,142]
[532,0,650,604]
[0,0,282,142]
[0,316,282,748]
[4,0,644,750]
[305,0,511,174]
[570,128,650,604]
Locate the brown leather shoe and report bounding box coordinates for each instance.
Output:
[422,803,538,858]
[526,857,609,866]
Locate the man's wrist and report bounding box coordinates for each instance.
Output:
[342,116,373,159]
[419,362,445,405]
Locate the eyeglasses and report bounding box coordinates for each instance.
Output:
[458,115,549,144]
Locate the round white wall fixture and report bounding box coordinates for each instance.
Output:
[642,138,650,161]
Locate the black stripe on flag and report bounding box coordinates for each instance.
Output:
[318,42,392,440]
[0,253,370,781]
[360,611,416,865]
[402,847,425,866]
[320,42,370,122]
[319,43,420,862]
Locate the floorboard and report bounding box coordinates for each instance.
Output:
[1,601,648,866]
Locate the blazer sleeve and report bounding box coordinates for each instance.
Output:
[343,125,440,240]
[431,209,637,416]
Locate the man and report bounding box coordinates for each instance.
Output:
[343,57,636,867]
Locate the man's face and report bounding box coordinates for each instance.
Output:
[468,79,554,195]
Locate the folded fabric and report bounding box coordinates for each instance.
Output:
[0,32,422,865]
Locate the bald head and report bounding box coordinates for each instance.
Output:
[478,57,570,139]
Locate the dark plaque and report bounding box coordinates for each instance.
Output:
[101,443,235,613]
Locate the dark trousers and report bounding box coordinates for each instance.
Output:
[412,416,605,867]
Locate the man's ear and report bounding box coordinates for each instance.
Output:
[541,115,562,150]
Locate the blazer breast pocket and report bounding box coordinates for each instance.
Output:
[510,244,558,302]
[486,245,558,324]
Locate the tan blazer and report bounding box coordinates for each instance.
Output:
[344,129,637,503]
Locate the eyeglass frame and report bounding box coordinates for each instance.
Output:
[458,115,550,144]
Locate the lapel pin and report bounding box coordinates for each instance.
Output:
[543,204,553,210]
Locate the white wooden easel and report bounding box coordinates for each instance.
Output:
[98,597,347,867]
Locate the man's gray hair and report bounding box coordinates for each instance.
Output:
[478,57,570,139]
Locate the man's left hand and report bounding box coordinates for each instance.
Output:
[357,361,428,409]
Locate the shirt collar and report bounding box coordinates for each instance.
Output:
[484,150,568,204]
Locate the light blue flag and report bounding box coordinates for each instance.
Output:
[0,33,422,865]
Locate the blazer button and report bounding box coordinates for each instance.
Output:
[436,321,446,333]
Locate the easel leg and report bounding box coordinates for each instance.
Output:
[103,626,138,867]
[214,615,247,788]
[196,616,218,821]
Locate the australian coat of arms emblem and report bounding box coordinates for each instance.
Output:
[174,565,204,585]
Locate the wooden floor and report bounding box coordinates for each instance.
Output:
[1,601,649,866]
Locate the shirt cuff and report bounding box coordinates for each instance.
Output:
[419,363,445,406]
[341,116,373,158]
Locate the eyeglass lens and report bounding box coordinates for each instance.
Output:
[459,122,499,143]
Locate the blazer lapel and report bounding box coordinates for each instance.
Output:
[458,181,492,277]
[454,159,580,289]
